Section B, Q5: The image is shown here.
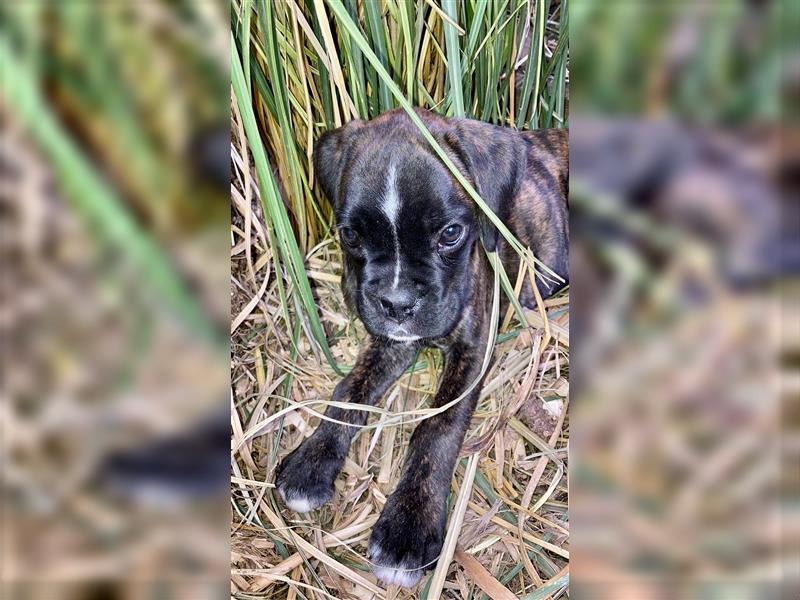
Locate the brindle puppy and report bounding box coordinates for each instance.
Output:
[276,108,568,587]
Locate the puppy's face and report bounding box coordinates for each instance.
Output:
[335,147,477,341]
[314,108,552,341]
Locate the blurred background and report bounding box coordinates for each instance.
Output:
[1,1,230,598]
[569,1,797,599]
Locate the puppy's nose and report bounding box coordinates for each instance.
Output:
[378,290,418,323]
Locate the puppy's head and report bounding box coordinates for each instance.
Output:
[314,109,527,342]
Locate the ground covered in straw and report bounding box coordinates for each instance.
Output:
[231,184,570,598]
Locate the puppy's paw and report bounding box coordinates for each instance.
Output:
[368,493,445,588]
[275,434,344,513]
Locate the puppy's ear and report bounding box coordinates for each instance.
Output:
[438,120,528,252]
[313,119,364,206]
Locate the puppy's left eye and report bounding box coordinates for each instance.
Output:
[438,224,464,248]
[340,227,361,248]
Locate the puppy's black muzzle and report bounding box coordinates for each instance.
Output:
[378,289,419,323]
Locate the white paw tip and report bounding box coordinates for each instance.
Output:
[277,487,315,513]
[372,564,423,588]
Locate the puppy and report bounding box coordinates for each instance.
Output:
[276,108,568,587]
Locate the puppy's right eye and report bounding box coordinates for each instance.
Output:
[438,224,464,248]
[340,227,361,248]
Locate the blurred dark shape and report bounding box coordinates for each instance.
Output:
[188,124,232,191]
[99,408,230,506]
[92,124,231,507]
[571,119,792,287]
[79,582,121,600]
[103,119,233,500]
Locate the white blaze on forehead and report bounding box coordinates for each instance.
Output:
[381,163,402,290]
[381,162,401,223]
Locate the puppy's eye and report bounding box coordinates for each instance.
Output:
[438,224,464,248]
[340,227,361,248]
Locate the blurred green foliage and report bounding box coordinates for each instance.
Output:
[571,0,789,123]
[1,1,230,349]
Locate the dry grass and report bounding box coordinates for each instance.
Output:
[230,148,570,598]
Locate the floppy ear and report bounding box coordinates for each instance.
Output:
[313,119,364,207]
[437,120,528,252]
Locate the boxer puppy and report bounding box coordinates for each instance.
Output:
[276,108,568,587]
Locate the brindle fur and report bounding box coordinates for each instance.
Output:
[275,108,568,586]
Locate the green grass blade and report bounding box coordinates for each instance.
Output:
[526,0,547,126]
[258,0,308,249]
[241,0,252,90]
[363,0,394,111]
[396,0,415,99]
[442,0,464,116]
[343,0,369,117]
[231,33,344,375]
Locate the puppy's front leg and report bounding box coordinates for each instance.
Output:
[368,341,485,587]
[276,337,417,512]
